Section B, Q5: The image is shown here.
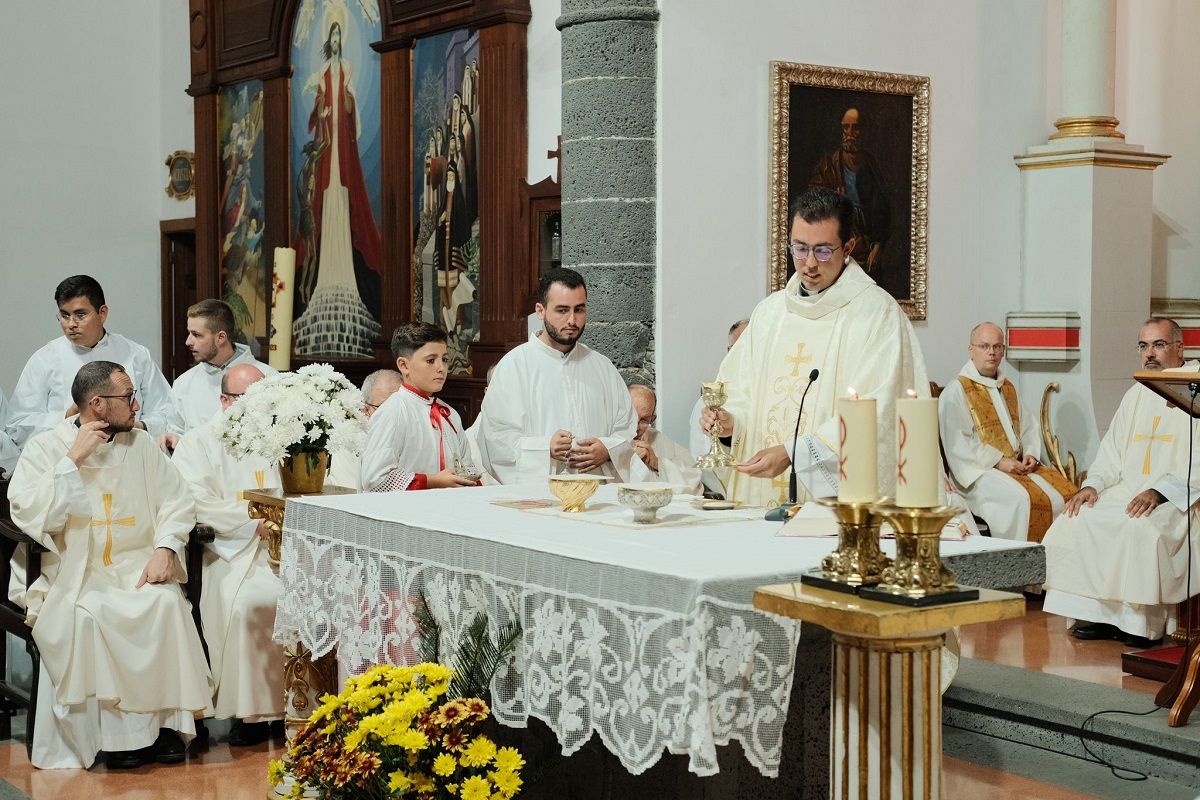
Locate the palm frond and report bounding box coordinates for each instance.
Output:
[448,614,522,700]
[413,590,441,666]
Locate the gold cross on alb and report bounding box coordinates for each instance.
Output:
[1133,415,1174,476]
[90,493,135,567]
[785,343,812,377]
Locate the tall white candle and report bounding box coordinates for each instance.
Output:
[269,247,296,372]
[837,394,877,503]
[896,394,940,507]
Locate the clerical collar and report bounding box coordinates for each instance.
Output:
[533,331,577,360]
[70,330,109,353]
[202,345,243,375]
[962,360,1006,388]
[72,416,116,442]
[797,283,824,299]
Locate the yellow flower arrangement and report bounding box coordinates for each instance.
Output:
[269,662,524,799]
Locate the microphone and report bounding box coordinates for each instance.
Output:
[764,368,820,521]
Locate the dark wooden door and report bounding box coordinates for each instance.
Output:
[160,218,198,382]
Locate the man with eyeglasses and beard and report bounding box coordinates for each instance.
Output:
[7,361,211,769]
[6,275,172,449]
[475,268,638,484]
[939,322,1078,541]
[1042,317,1200,648]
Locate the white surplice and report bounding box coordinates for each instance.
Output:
[166,344,275,435]
[1043,363,1200,639]
[717,262,929,506]
[939,361,1066,540]
[171,417,284,720]
[475,333,638,484]
[360,385,470,491]
[0,391,18,479]
[327,447,362,491]
[7,420,212,768]
[6,332,174,447]
[631,428,703,495]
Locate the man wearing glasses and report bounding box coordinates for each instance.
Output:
[700,187,928,507]
[6,275,172,449]
[326,368,403,491]
[939,322,1078,541]
[1042,317,1200,648]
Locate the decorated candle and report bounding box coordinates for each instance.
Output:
[269,247,296,372]
[837,392,877,503]
[895,392,940,507]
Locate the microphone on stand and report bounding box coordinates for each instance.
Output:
[764,368,820,522]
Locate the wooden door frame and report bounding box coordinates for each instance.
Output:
[160,217,197,380]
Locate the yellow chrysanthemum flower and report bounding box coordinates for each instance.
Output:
[388,770,414,793]
[460,775,492,800]
[446,783,460,796]
[267,759,286,787]
[490,768,523,797]
[414,773,436,793]
[460,736,498,768]
[492,746,525,774]
[433,752,458,777]
[397,728,430,753]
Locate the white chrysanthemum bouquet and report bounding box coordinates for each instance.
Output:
[220,363,366,467]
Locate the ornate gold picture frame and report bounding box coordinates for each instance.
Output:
[769,62,930,320]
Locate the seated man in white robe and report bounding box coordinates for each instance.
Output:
[630,384,702,494]
[939,322,1077,540]
[689,319,749,496]
[7,275,173,448]
[1043,317,1200,648]
[8,360,212,769]
[327,368,402,490]
[161,299,274,450]
[476,268,638,483]
[0,390,18,479]
[171,363,285,746]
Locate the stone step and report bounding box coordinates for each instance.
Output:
[944,657,1200,789]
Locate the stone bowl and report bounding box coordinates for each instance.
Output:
[548,475,603,512]
[616,483,675,524]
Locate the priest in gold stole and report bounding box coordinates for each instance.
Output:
[1043,318,1200,647]
[703,187,929,507]
[939,322,1077,541]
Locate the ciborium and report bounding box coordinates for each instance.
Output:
[859,504,980,606]
[695,381,737,471]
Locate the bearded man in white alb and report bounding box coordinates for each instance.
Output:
[630,384,702,494]
[1043,318,1200,648]
[326,368,402,490]
[476,268,638,484]
[8,361,211,769]
[171,363,284,746]
[939,322,1077,540]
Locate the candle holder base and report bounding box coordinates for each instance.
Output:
[858,584,981,606]
[800,567,864,595]
[867,503,973,605]
[802,496,892,589]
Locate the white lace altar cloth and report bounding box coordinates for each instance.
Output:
[273,484,1034,777]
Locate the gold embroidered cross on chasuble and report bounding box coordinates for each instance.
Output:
[90,493,136,567]
[1132,415,1174,476]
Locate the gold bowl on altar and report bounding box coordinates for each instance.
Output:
[616,483,674,524]
[548,474,603,512]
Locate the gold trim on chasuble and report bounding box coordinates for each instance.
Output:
[761,342,814,504]
[957,377,1078,542]
[90,493,136,567]
[1132,416,1174,476]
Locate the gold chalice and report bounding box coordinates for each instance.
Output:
[548,475,603,512]
[695,381,737,471]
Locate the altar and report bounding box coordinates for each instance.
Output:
[272,483,1044,795]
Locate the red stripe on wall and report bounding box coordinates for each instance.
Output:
[1183,328,1200,347]
[1008,328,1081,348]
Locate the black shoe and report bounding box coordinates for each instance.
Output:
[153,728,186,764]
[1071,622,1121,641]
[1122,633,1163,649]
[228,720,271,747]
[107,746,154,769]
[269,720,286,741]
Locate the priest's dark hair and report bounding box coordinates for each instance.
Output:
[391,322,447,360]
[71,360,125,407]
[54,275,106,312]
[539,267,587,305]
[188,298,236,338]
[789,187,856,245]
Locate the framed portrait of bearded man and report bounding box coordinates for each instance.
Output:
[769,61,929,320]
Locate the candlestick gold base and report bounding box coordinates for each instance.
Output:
[863,504,979,606]
[800,497,892,593]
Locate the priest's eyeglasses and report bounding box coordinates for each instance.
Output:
[97,390,138,407]
[1136,339,1179,353]
[56,310,94,324]
[787,243,843,262]
[970,343,1006,354]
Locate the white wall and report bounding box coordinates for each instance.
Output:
[162,0,197,221]
[527,0,563,182]
[0,0,191,395]
[656,0,1054,443]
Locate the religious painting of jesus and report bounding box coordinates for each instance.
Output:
[411,28,482,376]
[289,0,384,359]
[769,62,930,320]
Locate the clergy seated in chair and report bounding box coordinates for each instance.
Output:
[629,385,702,495]
[326,368,402,491]
[1043,318,1200,648]
[171,364,284,746]
[939,322,1077,541]
[6,360,212,769]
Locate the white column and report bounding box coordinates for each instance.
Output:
[1053,0,1121,139]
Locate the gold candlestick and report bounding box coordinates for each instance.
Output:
[800,496,893,594]
[695,381,737,470]
[861,504,980,606]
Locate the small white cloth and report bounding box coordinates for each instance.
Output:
[166,343,275,435]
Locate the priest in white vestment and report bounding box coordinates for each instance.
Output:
[7,361,212,769]
[939,322,1077,540]
[7,275,173,448]
[476,269,638,484]
[0,391,18,479]
[630,385,702,494]
[171,363,284,745]
[361,324,477,491]
[163,299,274,446]
[1043,318,1200,647]
[327,368,402,490]
[688,320,749,496]
[702,189,928,506]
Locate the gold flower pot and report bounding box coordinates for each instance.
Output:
[279,451,329,494]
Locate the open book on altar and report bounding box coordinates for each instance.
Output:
[1134,369,1200,415]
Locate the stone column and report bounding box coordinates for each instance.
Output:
[1052,0,1122,140]
[557,0,658,384]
